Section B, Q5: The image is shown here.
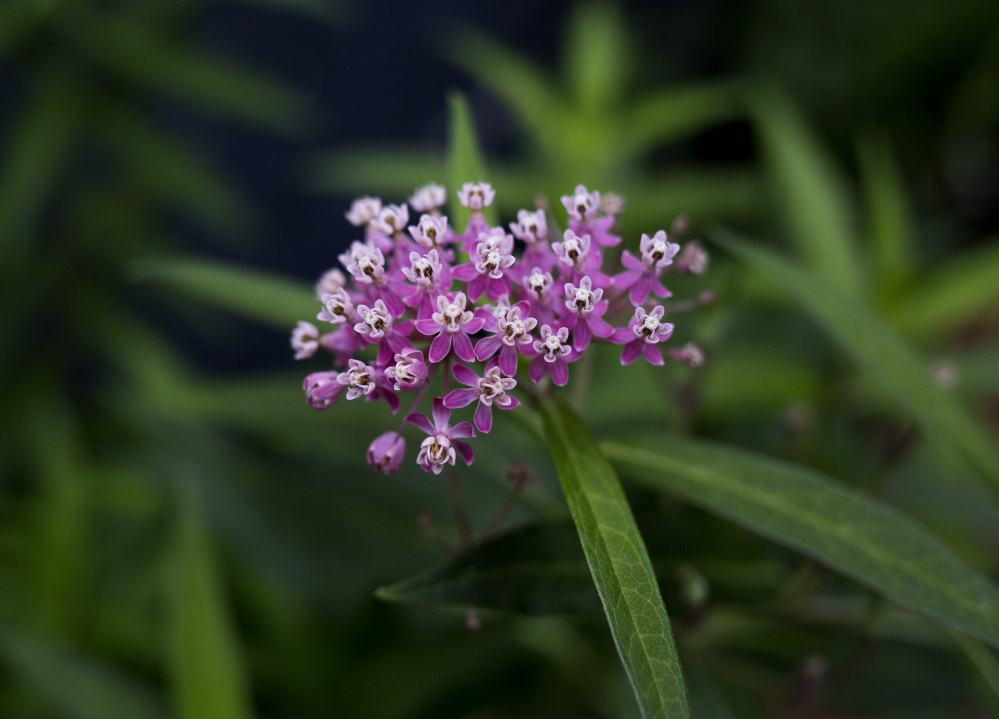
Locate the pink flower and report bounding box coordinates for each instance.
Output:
[345,196,382,227]
[612,230,678,305]
[291,321,320,359]
[314,268,346,299]
[353,298,414,364]
[385,348,429,391]
[453,228,516,301]
[562,276,614,351]
[529,324,573,386]
[410,183,446,213]
[414,292,485,363]
[562,184,620,247]
[336,359,399,412]
[405,397,476,474]
[367,432,406,475]
[611,305,674,366]
[303,371,345,409]
[457,182,495,211]
[444,364,520,433]
[474,300,538,375]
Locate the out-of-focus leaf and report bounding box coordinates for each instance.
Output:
[0,69,82,261]
[445,28,564,159]
[0,3,49,57]
[169,478,253,719]
[613,169,764,229]
[540,400,689,719]
[103,107,255,239]
[0,632,167,719]
[888,237,999,339]
[699,349,824,417]
[713,228,999,496]
[750,88,862,297]
[91,19,309,134]
[952,344,999,397]
[132,258,316,330]
[446,91,495,230]
[858,133,915,295]
[376,523,599,615]
[952,630,999,714]
[623,83,740,155]
[602,435,999,648]
[563,1,630,113]
[309,148,447,197]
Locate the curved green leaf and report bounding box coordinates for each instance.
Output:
[446,91,496,230]
[563,1,631,113]
[376,524,600,615]
[624,84,739,155]
[131,257,316,330]
[713,228,999,496]
[601,435,999,648]
[170,478,253,719]
[540,400,689,719]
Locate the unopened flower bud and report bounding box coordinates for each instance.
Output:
[367,432,406,475]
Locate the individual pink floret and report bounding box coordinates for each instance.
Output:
[611,305,675,366]
[444,364,520,433]
[291,321,320,360]
[562,276,614,351]
[453,228,516,301]
[612,230,679,305]
[529,324,573,386]
[474,300,538,375]
[405,397,476,474]
[303,371,345,409]
[367,431,406,475]
[385,348,429,391]
[414,292,485,363]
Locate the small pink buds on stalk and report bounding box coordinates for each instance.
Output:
[293,183,711,475]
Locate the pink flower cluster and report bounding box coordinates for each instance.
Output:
[293,183,709,475]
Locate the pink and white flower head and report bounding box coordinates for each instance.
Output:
[562,184,600,222]
[612,305,675,366]
[530,324,573,386]
[408,214,450,250]
[291,321,320,360]
[410,183,447,213]
[562,276,613,351]
[385,348,429,391]
[415,291,485,363]
[475,300,538,375]
[367,431,406,475]
[303,371,345,410]
[676,241,710,275]
[510,209,548,244]
[317,288,356,326]
[454,228,516,302]
[337,359,378,400]
[345,196,382,227]
[612,230,679,305]
[340,241,386,285]
[552,229,593,274]
[406,398,476,475]
[314,268,346,299]
[457,182,495,211]
[444,364,520,433]
[402,249,444,289]
[371,203,410,236]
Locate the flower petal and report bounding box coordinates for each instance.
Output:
[429,332,452,363]
[405,412,434,435]
[621,340,643,366]
[431,397,451,430]
[550,359,569,386]
[473,402,493,433]
[449,421,476,439]
[643,342,665,366]
[444,387,479,409]
[452,330,475,362]
[451,362,480,386]
[453,440,474,465]
[474,335,503,361]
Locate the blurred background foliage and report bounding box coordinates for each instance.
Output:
[1,0,999,717]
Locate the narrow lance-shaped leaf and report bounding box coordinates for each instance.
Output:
[169,477,254,719]
[563,1,631,114]
[712,228,999,497]
[447,91,496,230]
[131,257,316,330]
[749,87,862,297]
[540,400,689,719]
[601,435,999,648]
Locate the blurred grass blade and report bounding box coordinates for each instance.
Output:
[104,107,256,239]
[93,19,309,135]
[132,257,316,330]
[447,91,496,229]
[376,524,599,615]
[952,631,999,714]
[170,478,253,719]
[750,88,862,297]
[624,83,739,156]
[0,70,82,261]
[857,133,915,295]
[888,237,999,340]
[0,632,167,719]
[564,1,630,113]
[540,400,689,719]
[601,436,999,648]
[713,228,999,496]
[445,29,563,159]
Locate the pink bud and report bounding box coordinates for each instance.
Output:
[367,432,406,475]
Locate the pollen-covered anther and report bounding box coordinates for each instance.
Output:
[337,359,377,400]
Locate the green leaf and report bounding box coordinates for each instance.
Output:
[169,478,254,719]
[888,237,999,340]
[0,631,167,719]
[623,83,740,156]
[309,148,446,197]
[376,523,599,615]
[445,29,564,160]
[712,228,999,497]
[601,434,999,648]
[952,630,999,713]
[540,400,689,719]
[446,91,496,230]
[749,88,862,297]
[131,257,316,330]
[563,1,631,113]
[857,133,915,295]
